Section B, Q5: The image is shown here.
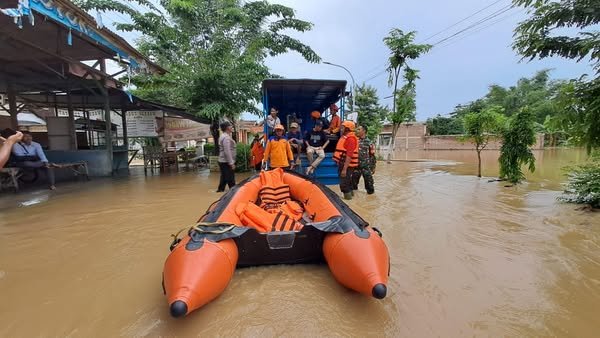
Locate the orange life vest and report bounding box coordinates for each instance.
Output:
[236,202,303,232]
[333,132,359,167]
[250,142,264,167]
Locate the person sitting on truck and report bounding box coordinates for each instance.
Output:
[263,124,295,170]
[328,104,341,135]
[310,111,330,131]
[286,122,303,165]
[256,107,281,136]
[304,121,329,175]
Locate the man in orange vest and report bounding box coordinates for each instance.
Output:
[333,121,359,200]
[263,124,295,170]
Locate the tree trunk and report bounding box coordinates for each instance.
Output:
[476,148,482,177]
[386,66,402,163]
[387,123,400,162]
[210,120,220,156]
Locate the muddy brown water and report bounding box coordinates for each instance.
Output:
[0,149,598,337]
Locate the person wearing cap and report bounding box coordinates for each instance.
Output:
[217,121,236,192]
[263,124,295,170]
[328,104,341,135]
[310,110,330,131]
[304,120,329,175]
[256,107,281,136]
[333,121,359,200]
[286,122,303,165]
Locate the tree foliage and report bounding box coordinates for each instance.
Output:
[426,115,465,135]
[512,0,600,70]
[355,84,387,141]
[462,106,507,177]
[499,108,537,184]
[76,0,320,153]
[560,154,600,208]
[383,29,431,159]
[513,0,600,153]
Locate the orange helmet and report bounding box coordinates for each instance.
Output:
[274,124,285,131]
[342,120,355,131]
[311,111,321,119]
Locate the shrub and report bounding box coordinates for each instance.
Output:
[560,156,600,208]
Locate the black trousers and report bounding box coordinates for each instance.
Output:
[338,165,355,194]
[15,161,55,186]
[218,162,236,191]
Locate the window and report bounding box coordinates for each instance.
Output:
[378,134,392,148]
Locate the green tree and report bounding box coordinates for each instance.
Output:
[383,29,431,160]
[513,0,600,152]
[355,84,386,141]
[462,106,506,177]
[499,108,537,184]
[76,0,320,153]
[426,115,465,135]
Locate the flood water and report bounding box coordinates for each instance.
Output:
[0,149,598,337]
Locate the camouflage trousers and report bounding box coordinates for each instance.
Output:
[352,167,374,194]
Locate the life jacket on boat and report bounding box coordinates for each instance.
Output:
[258,168,291,209]
[236,202,303,232]
[235,169,304,232]
[333,132,359,167]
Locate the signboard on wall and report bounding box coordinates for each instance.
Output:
[163,117,210,142]
[126,111,160,137]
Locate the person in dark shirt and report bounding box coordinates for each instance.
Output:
[303,121,329,175]
[310,110,330,131]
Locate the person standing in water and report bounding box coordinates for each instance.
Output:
[333,121,359,200]
[352,125,376,194]
[217,121,236,192]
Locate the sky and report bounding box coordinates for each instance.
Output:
[105,0,594,122]
[259,0,593,121]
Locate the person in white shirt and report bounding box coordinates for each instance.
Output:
[256,107,281,136]
[11,131,55,190]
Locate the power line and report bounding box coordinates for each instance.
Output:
[421,0,508,42]
[433,8,524,50]
[430,5,514,46]
[359,3,515,84]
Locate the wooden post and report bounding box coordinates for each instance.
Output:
[100,59,114,173]
[66,83,77,150]
[120,100,128,150]
[7,84,18,130]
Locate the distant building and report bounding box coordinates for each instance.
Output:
[377,122,544,153]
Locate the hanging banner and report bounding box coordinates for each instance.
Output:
[163,117,210,142]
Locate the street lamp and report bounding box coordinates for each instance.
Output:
[323,61,356,120]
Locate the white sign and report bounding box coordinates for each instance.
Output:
[126,111,160,137]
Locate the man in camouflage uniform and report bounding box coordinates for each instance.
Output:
[352,125,376,194]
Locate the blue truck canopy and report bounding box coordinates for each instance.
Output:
[261,79,348,186]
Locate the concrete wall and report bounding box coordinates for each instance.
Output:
[379,122,545,151]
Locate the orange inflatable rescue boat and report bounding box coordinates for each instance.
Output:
[163,168,390,317]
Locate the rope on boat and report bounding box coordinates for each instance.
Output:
[169,222,237,250]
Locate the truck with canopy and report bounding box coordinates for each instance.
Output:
[261,79,348,185]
